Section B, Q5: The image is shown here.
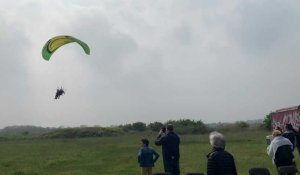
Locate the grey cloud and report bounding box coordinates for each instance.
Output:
[67,13,138,75]
[228,1,300,55]
[0,25,30,99]
[0,19,34,125]
[171,25,193,45]
[1,1,300,127]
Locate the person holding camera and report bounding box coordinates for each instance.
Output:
[155,124,180,175]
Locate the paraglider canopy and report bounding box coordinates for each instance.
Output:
[42,35,90,61]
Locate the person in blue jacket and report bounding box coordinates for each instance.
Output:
[138,138,160,175]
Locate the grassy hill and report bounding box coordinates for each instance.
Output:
[0,126,53,138]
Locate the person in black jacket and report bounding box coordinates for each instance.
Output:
[206,131,237,175]
[155,124,180,175]
[282,124,296,150]
[295,126,300,155]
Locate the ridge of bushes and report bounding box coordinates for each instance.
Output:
[0,119,263,139]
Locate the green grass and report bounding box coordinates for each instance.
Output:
[0,130,297,175]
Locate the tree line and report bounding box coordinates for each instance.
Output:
[0,119,266,139]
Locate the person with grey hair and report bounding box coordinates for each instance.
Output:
[206,131,237,175]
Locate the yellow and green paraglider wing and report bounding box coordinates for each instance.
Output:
[42,35,90,61]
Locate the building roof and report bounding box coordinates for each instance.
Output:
[275,105,300,113]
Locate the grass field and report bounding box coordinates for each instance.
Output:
[0,130,297,175]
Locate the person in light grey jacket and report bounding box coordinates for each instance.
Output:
[267,130,294,169]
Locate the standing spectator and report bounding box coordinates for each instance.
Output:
[267,130,294,172]
[295,126,300,155]
[282,124,296,149]
[206,131,237,175]
[138,138,160,175]
[155,124,180,175]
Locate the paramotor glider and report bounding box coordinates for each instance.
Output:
[42,35,90,61]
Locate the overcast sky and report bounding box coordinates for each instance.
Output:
[0,0,299,128]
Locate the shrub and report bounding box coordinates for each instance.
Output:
[261,114,271,130]
[166,119,209,134]
[147,122,164,131]
[132,122,147,131]
[235,121,249,128]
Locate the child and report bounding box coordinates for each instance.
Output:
[138,138,160,175]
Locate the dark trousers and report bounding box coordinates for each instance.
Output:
[163,159,180,175]
[297,145,300,155]
[276,161,293,175]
